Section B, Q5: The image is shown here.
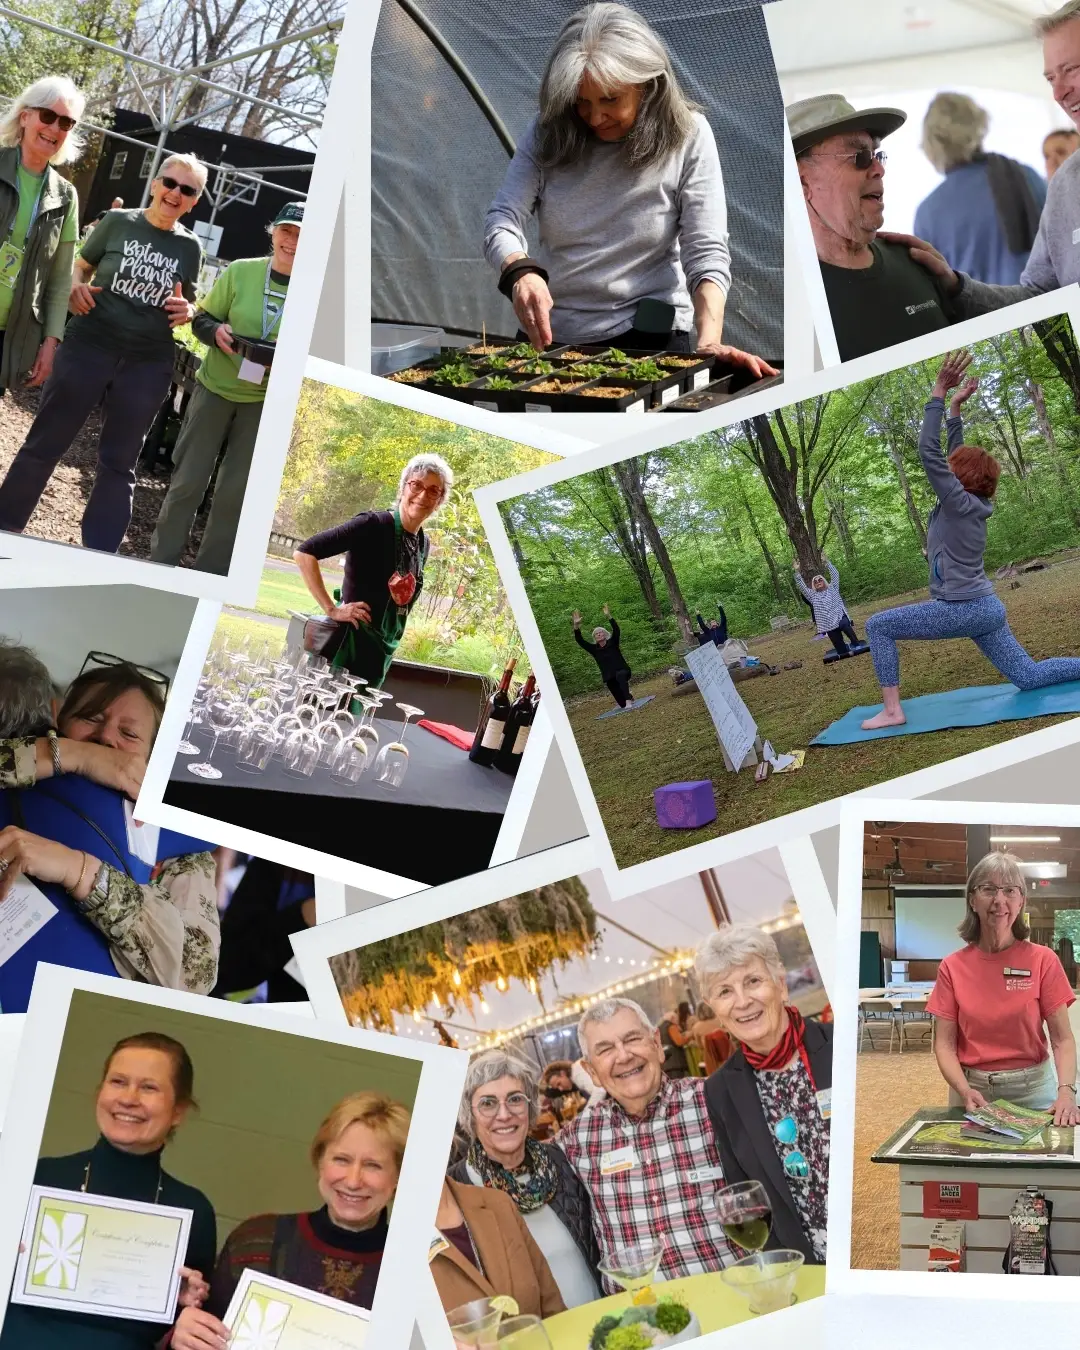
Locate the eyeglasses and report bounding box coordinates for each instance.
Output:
[773,1116,810,1183]
[810,148,887,171]
[29,106,78,133]
[80,651,171,696]
[406,480,444,501]
[159,175,199,199]
[973,884,1024,901]
[474,1092,530,1120]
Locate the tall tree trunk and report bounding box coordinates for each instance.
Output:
[734,476,787,605]
[1035,316,1080,420]
[883,440,927,549]
[741,415,826,577]
[612,460,694,643]
[1029,375,1080,527]
[572,473,665,623]
[824,479,857,568]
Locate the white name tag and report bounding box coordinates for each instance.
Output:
[685,1165,725,1184]
[0,879,57,970]
[237,357,267,385]
[123,800,159,866]
[816,1088,832,1120]
[600,1146,639,1175]
[428,1231,449,1262]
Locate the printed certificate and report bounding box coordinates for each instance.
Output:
[12,1185,192,1321]
[223,1269,371,1349]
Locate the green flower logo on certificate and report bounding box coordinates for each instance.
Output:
[31,1209,86,1290]
[233,1291,291,1350]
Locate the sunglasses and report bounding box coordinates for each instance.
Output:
[773,1116,810,1182]
[811,147,887,171]
[159,175,199,199]
[80,651,171,697]
[30,106,78,133]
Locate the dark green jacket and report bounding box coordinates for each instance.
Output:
[0,144,78,388]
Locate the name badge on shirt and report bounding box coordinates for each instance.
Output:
[600,1146,639,1175]
[428,1231,449,1263]
[685,1165,725,1184]
[237,357,267,385]
[0,240,23,291]
[816,1088,832,1121]
[1004,968,1032,977]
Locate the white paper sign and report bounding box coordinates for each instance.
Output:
[685,642,757,772]
[123,800,160,866]
[0,879,57,969]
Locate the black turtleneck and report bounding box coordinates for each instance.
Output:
[307,1203,388,1252]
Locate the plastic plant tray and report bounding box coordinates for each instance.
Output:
[515,373,597,412]
[469,373,542,412]
[556,375,653,413]
[659,365,785,412]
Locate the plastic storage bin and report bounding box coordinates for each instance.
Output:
[371,324,445,376]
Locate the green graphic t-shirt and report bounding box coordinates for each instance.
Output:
[0,165,78,331]
[65,209,202,359]
[195,256,289,403]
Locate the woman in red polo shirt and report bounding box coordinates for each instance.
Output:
[927,850,1079,1125]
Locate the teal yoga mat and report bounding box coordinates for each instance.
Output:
[596,696,656,720]
[811,680,1080,746]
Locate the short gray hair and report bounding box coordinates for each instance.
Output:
[694,924,787,994]
[0,76,86,165]
[921,93,987,174]
[535,3,699,170]
[0,639,55,737]
[458,1048,540,1137]
[396,453,453,508]
[592,626,610,642]
[1036,0,1080,37]
[158,152,208,195]
[959,851,1030,942]
[577,996,654,1055]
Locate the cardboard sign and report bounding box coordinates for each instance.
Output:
[922,1180,979,1220]
[684,642,757,772]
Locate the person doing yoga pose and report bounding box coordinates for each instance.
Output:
[573,605,634,708]
[792,557,862,656]
[862,350,1080,730]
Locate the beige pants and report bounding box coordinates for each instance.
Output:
[947,1059,1057,1111]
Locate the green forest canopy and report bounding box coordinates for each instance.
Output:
[503,317,1080,697]
[277,379,557,678]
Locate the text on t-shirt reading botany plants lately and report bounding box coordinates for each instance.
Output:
[111,239,180,306]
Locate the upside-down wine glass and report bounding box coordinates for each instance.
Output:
[187,694,241,780]
[373,703,424,788]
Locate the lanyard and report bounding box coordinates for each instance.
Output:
[5,170,47,247]
[260,258,288,341]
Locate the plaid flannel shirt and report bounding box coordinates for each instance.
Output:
[556,1074,738,1292]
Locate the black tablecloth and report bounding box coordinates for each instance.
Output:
[163,720,513,885]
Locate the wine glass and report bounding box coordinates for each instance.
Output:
[282,727,321,777]
[447,1299,503,1348]
[235,725,276,774]
[373,703,423,789]
[176,683,207,756]
[330,734,371,783]
[597,1236,666,1307]
[495,1317,551,1349]
[720,1248,804,1315]
[187,694,241,780]
[710,1179,772,1267]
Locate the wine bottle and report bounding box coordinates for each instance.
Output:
[496,673,537,774]
[470,659,516,766]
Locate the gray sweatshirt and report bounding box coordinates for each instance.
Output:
[920,397,995,602]
[951,147,1080,318]
[483,113,731,343]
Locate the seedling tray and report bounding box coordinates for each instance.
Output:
[516,373,597,412]
[470,373,544,413]
[655,354,715,396]
[659,363,785,412]
[557,375,652,413]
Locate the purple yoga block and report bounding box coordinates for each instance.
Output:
[654,780,716,829]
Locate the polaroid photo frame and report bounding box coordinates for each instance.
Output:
[0,963,468,1350]
[473,287,1080,899]
[831,796,1080,1305]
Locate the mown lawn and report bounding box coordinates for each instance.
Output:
[566,559,1080,868]
[255,561,343,619]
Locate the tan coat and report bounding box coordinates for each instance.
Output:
[432,1177,566,1319]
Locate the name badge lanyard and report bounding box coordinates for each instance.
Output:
[261,258,287,341]
[10,174,47,243]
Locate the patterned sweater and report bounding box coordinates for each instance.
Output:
[793,562,846,633]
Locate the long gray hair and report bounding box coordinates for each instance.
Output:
[535,3,699,170]
[0,76,86,166]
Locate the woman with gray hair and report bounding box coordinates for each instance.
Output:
[927,851,1078,1124]
[293,452,453,689]
[913,91,1045,286]
[446,1047,600,1307]
[0,151,204,552]
[698,923,832,1264]
[484,3,775,376]
[0,75,85,395]
[571,602,633,708]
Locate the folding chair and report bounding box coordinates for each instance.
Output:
[859,999,897,1053]
[898,1000,934,1053]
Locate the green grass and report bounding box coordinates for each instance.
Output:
[254,562,342,620]
[215,612,287,658]
[566,560,1080,869]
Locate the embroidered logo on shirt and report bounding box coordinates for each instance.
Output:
[906,300,940,316]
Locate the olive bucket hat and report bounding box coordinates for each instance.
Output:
[786,94,907,155]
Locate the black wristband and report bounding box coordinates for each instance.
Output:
[498,259,549,300]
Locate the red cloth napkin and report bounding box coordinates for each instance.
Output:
[418,718,473,751]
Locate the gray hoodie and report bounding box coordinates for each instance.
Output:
[920,397,994,602]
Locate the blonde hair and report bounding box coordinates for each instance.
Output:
[309,1091,412,1173]
[0,76,86,166]
[1036,0,1080,37]
[958,851,1029,942]
[921,93,987,174]
[158,152,208,195]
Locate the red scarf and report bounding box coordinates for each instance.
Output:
[741,1006,815,1088]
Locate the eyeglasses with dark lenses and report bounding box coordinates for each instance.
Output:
[160,175,199,199]
[30,107,78,133]
[809,147,887,171]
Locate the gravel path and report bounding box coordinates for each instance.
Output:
[0,386,206,565]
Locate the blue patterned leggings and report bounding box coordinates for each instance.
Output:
[866,594,1080,690]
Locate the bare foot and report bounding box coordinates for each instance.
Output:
[861,708,907,730]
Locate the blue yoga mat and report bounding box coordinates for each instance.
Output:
[811,680,1080,746]
[596,695,656,720]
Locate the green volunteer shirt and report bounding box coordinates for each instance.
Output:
[65,208,202,360]
[820,239,952,361]
[195,256,289,403]
[0,164,78,330]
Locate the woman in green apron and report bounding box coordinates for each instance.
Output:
[292,453,454,689]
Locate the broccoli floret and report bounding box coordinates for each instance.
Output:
[589,1314,623,1350]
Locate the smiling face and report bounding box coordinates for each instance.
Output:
[799,130,885,253]
[471,1074,531,1166]
[271,222,300,274]
[19,97,77,171]
[705,956,789,1057]
[317,1121,400,1231]
[1044,18,1080,131]
[812,576,827,591]
[149,162,201,224]
[95,1048,187,1155]
[582,1007,664,1117]
[969,876,1026,938]
[399,471,444,528]
[575,71,643,140]
[62,685,158,759]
